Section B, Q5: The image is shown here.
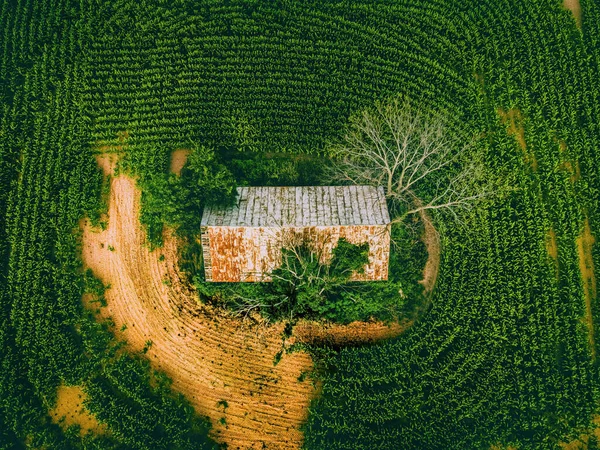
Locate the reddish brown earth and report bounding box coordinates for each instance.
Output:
[294,318,411,346]
[80,158,411,448]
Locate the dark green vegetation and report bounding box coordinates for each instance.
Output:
[1,1,599,450]
[197,234,426,323]
[139,143,425,323]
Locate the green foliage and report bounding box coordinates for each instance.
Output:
[138,146,327,247]
[186,146,237,207]
[220,148,327,187]
[1,0,599,448]
[84,355,217,450]
[138,145,237,246]
[269,238,370,320]
[197,237,417,324]
[303,1,600,449]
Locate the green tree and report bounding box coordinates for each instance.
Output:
[184,145,237,208]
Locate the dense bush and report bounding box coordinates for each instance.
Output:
[139,145,237,245]
[197,236,421,323]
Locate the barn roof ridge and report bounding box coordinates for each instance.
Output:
[201,185,390,228]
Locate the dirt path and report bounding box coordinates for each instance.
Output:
[95,154,118,176]
[563,0,582,29]
[417,208,440,295]
[576,217,596,359]
[80,165,408,448]
[50,385,106,435]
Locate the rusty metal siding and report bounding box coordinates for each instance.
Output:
[205,224,390,282]
[202,185,391,282]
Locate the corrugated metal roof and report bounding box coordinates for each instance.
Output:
[201,186,390,227]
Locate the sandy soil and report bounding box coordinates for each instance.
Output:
[50,385,106,435]
[81,175,313,449]
[559,415,600,449]
[563,0,582,29]
[170,149,191,176]
[80,167,409,448]
[577,217,596,360]
[497,108,538,171]
[559,438,586,450]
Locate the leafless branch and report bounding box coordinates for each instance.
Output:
[328,96,494,226]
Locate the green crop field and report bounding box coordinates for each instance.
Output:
[1,0,599,449]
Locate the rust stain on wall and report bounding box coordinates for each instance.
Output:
[203,225,390,282]
[201,186,391,282]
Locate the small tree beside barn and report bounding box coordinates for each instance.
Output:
[200,186,391,282]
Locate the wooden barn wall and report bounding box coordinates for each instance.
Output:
[203,225,389,282]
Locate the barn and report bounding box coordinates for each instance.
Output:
[200,186,391,282]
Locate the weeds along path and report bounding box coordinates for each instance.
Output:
[81,166,407,448]
[81,172,314,449]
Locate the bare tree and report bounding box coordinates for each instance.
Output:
[328,96,493,224]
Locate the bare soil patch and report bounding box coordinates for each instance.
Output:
[546,228,558,261]
[95,154,118,177]
[546,227,559,277]
[556,139,580,183]
[559,415,600,449]
[81,165,409,448]
[558,139,568,152]
[559,437,587,450]
[576,217,597,359]
[81,175,312,448]
[170,149,191,176]
[497,107,537,171]
[50,385,106,435]
[294,318,412,346]
[418,208,440,295]
[563,0,582,29]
